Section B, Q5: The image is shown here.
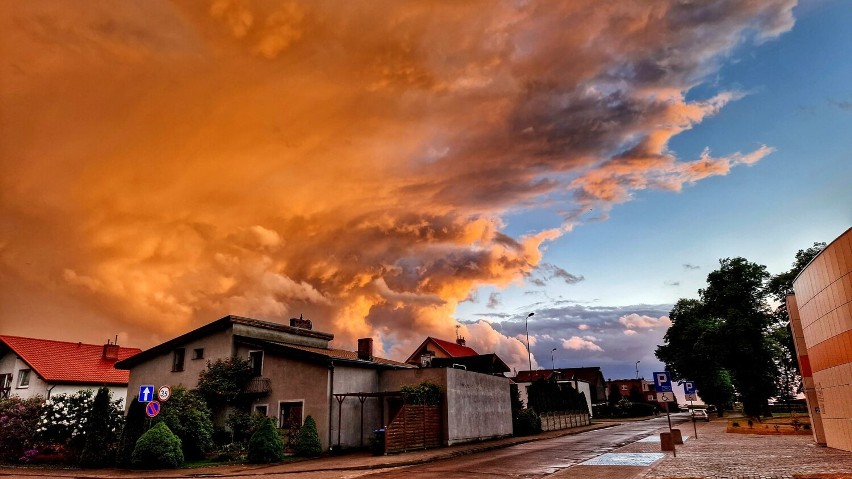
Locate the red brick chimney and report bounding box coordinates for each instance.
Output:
[357,338,373,361]
[102,339,120,361]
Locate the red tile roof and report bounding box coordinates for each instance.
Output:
[0,335,141,385]
[404,337,479,364]
[427,337,479,357]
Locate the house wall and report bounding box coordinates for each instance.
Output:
[238,345,331,450]
[1,351,128,404]
[329,365,382,449]
[790,227,852,452]
[124,329,234,405]
[381,368,512,445]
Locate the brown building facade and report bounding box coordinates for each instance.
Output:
[787,227,852,452]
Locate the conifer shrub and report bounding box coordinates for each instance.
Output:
[131,422,184,469]
[293,415,322,457]
[247,417,285,464]
[78,387,114,468]
[115,397,147,468]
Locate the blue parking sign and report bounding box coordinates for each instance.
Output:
[683,381,696,395]
[653,371,672,392]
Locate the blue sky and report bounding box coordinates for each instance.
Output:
[457,0,851,380]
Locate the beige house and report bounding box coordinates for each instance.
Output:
[115,315,412,450]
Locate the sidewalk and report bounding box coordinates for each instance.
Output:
[639,419,852,478]
[3,419,851,478]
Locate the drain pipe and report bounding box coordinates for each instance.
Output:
[328,360,335,451]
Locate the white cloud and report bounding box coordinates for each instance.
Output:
[562,335,603,352]
[618,313,671,329]
[578,324,590,331]
[624,329,638,336]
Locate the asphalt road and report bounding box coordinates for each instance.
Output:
[344,414,692,479]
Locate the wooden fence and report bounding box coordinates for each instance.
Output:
[384,404,442,454]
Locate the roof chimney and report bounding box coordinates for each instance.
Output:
[102,339,120,361]
[357,338,373,361]
[456,336,466,347]
[289,313,313,330]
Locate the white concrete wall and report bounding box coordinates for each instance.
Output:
[381,368,513,445]
[329,365,382,449]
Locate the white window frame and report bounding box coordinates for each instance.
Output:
[17,368,31,388]
[254,404,269,416]
[249,350,264,376]
[278,399,304,429]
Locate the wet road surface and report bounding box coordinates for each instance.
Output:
[357,414,691,479]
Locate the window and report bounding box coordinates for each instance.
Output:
[1,373,11,398]
[249,350,264,376]
[254,404,268,416]
[192,348,204,360]
[279,401,303,430]
[17,369,31,388]
[172,348,185,372]
[620,385,628,391]
[648,394,654,401]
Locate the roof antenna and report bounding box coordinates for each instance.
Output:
[455,325,460,340]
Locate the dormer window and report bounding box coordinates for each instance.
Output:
[172,348,185,372]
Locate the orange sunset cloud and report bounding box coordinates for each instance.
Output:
[0,0,795,368]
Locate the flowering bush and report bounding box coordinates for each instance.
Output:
[0,396,44,463]
[36,389,124,461]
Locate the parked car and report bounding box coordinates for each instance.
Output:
[691,409,710,422]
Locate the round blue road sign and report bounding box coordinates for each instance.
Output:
[145,400,161,418]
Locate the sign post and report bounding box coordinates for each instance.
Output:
[654,371,676,457]
[684,381,698,439]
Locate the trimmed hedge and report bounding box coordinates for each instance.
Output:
[131,422,183,469]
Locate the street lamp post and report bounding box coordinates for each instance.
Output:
[551,348,557,370]
[525,312,535,372]
[635,360,641,379]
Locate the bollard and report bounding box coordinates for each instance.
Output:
[660,432,674,451]
[672,428,683,444]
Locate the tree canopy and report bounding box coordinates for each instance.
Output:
[657,244,826,417]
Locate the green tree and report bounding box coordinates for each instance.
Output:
[79,387,116,468]
[628,385,644,403]
[657,258,778,418]
[116,397,147,468]
[196,357,254,413]
[247,417,285,463]
[656,298,734,415]
[131,422,183,469]
[293,415,322,457]
[155,387,213,460]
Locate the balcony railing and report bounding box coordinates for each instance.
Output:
[243,377,271,395]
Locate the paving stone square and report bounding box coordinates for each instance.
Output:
[580,453,666,466]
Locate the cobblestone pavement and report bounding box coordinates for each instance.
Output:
[628,419,852,479]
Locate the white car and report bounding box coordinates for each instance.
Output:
[691,409,710,422]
